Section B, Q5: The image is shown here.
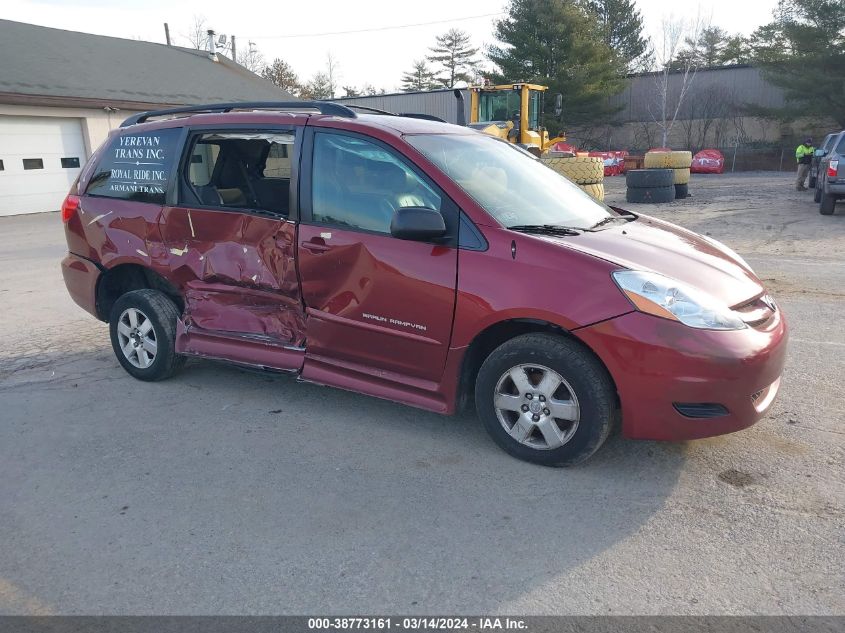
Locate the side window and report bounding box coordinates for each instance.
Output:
[311,132,442,233]
[86,128,181,204]
[183,131,295,216]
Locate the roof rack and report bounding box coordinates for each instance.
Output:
[120,101,357,127]
[334,104,447,123]
[341,104,395,116]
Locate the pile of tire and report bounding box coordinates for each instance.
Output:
[643,150,692,199]
[541,155,605,201]
[625,169,675,203]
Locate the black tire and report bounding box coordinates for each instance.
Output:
[819,192,837,215]
[814,185,822,203]
[808,175,817,189]
[626,185,675,203]
[674,183,689,199]
[626,168,674,188]
[109,289,185,381]
[475,333,616,467]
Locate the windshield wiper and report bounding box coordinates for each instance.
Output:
[508,224,582,236]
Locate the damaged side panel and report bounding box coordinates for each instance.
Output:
[159,206,306,371]
[66,196,170,273]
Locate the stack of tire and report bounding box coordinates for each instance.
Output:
[625,169,676,203]
[541,156,605,201]
[644,150,693,199]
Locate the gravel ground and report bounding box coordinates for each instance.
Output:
[0,172,842,615]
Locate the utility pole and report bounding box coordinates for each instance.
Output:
[163,22,171,46]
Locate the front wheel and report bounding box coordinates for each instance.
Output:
[475,333,616,466]
[808,175,817,189]
[109,289,185,381]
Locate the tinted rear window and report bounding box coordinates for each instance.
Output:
[836,134,845,154]
[86,128,181,204]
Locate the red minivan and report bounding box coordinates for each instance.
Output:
[61,102,788,466]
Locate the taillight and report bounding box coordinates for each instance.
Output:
[61,194,80,223]
[828,160,839,178]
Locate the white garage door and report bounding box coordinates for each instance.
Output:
[0,115,87,216]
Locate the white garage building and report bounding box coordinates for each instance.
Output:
[0,19,292,216]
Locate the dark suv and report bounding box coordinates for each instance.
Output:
[809,132,837,190]
[61,102,787,466]
[815,130,845,215]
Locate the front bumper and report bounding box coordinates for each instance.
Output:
[61,253,101,319]
[574,308,788,441]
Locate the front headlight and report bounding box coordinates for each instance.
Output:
[612,270,746,330]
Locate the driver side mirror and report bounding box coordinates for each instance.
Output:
[814,149,827,157]
[390,207,446,241]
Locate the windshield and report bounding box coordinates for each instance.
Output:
[406,133,612,229]
[478,90,520,122]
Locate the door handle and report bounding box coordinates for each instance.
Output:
[301,240,331,254]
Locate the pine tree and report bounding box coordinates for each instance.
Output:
[300,72,332,100]
[401,59,438,91]
[427,29,479,88]
[674,26,730,68]
[751,0,845,126]
[583,0,649,71]
[720,35,751,65]
[488,0,625,126]
[260,58,301,96]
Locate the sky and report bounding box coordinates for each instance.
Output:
[3,0,780,92]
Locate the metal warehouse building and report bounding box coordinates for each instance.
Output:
[335,66,796,150]
[0,20,292,217]
[334,88,470,125]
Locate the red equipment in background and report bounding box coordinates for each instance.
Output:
[691,149,725,174]
[589,151,629,176]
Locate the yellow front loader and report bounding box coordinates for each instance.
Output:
[458,83,566,155]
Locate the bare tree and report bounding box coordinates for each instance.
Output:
[184,15,208,50]
[325,53,340,99]
[237,41,265,74]
[633,121,658,151]
[678,84,735,150]
[649,13,705,147]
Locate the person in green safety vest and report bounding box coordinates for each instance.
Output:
[795,137,815,191]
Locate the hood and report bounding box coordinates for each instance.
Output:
[549,215,763,307]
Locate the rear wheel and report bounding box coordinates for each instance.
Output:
[109,289,185,381]
[475,333,615,466]
[820,192,837,215]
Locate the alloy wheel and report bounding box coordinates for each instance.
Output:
[493,363,580,450]
[116,307,157,369]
